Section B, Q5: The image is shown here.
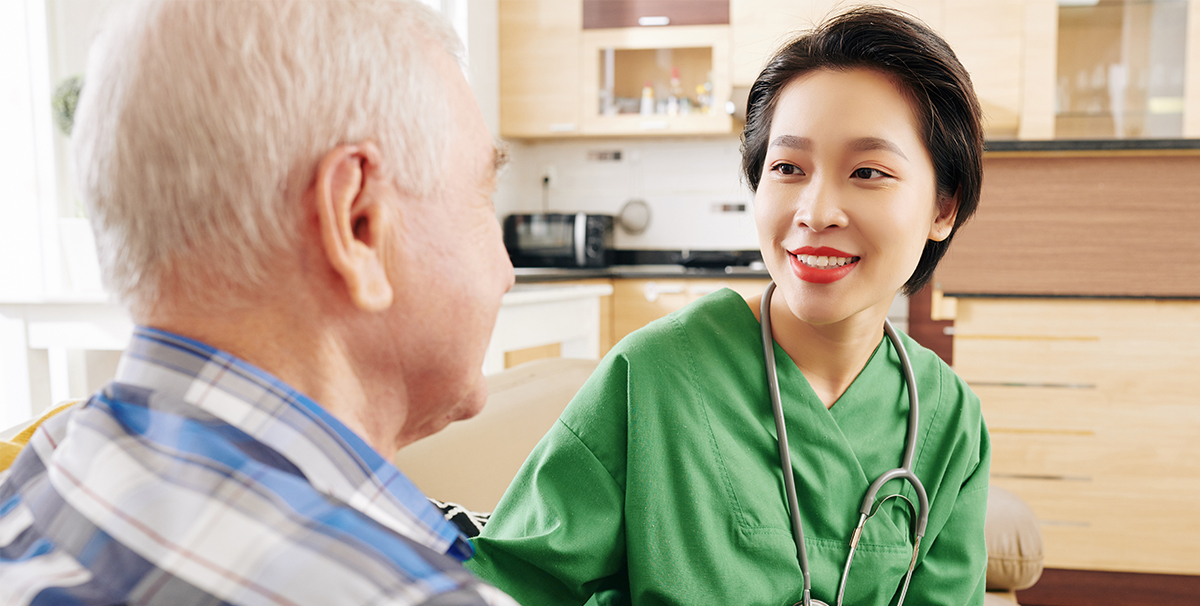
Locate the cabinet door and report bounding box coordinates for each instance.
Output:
[730,1,944,87]
[499,0,583,137]
[613,279,692,342]
[730,0,832,87]
[941,0,1025,139]
[581,25,734,136]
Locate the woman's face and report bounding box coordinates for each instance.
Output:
[754,68,956,327]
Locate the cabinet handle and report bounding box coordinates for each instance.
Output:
[639,120,668,130]
[643,281,684,303]
[638,16,670,26]
[548,123,578,133]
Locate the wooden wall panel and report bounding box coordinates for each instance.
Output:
[954,297,1200,574]
[936,153,1200,297]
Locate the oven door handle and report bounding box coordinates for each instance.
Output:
[574,212,588,267]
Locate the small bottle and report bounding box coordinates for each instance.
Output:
[640,81,655,116]
[695,84,709,114]
[667,67,682,116]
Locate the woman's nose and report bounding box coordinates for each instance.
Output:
[795,173,849,232]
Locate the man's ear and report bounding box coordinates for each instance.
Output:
[313,142,395,312]
[929,193,959,243]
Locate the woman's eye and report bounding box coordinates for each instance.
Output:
[852,167,890,180]
[773,162,804,176]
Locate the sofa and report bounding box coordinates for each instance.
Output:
[395,357,1046,605]
[2,357,1045,603]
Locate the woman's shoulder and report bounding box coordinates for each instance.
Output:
[891,329,984,449]
[894,329,978,403]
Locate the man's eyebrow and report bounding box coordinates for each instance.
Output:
[769,134,811,151]
[849,136,908,160]
[492,140,510,174]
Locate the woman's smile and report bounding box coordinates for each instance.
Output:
[789,246,860,283]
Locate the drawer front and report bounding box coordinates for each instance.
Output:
[612,278,769,343]
[954,298,1200,574]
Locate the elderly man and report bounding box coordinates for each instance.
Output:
[0,1,518,604]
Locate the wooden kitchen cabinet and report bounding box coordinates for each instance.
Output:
[499,0,736,138]
[502,0,1200,140]
[612,277,769,343]
[730,0,1023,138]
[499,0,583,137]
[952,297,1200,575]
[581,25,734,136]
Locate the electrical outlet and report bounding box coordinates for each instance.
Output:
[541,165,558,188]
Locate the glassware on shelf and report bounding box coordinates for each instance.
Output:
[597,47,709,117]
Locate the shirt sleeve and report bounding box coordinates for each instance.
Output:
[903,413,992,605]
[465,356,631,606]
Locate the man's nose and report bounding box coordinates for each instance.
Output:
[795,172,849,232]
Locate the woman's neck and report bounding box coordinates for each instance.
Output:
[747,292,890,408]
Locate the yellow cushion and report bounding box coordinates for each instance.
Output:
[0,401,82,472]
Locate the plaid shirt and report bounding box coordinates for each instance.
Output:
[0,327,516,606]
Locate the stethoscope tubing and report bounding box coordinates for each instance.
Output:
[759,281,930,606]
[760,282,814,599]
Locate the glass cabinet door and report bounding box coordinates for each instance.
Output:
[581,25,734,135]
[1056,0,1188,138]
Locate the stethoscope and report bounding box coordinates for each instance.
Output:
[759,282,930,606]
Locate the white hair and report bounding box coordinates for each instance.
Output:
[72,0,463,308]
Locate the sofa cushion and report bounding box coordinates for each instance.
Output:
[0,400,81,472]
[986,485,1045,591]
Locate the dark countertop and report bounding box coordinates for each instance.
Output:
[515,265,771,283]
[985,138,1200,152]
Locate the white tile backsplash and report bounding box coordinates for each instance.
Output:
[494,136,760,250]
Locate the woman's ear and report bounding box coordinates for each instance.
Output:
[929,194,960,242]
[312,142,395,312]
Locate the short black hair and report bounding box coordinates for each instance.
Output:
[741,6,983,296]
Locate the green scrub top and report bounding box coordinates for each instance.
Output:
[468,288,990,606]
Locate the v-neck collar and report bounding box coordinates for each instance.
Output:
[724,288,904,488]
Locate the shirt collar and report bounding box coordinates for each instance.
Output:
[116,326,474,561]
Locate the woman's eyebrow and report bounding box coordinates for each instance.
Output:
[849,136,908,160]
[769,135,907,161]
[769,134,812,151]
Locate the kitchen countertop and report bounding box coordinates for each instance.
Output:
[985,138,1200,152]
[515,265,771,283]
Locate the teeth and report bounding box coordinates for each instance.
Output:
[795,254,857,268]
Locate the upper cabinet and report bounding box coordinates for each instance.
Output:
[581,25,733,136]
[730,0,1024,139]
[1055,0,1188,139]
[502,0,1200,140]
[499,0,735,138]
[499,0,583,137]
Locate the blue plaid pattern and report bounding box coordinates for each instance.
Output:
[0,327,516,605]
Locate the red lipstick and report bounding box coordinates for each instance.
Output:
[788,246,860,284]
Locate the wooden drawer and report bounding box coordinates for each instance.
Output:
[953,297,1200,574]
[612,278,770,343]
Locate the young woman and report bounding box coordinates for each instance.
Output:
[467,7,989,605]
